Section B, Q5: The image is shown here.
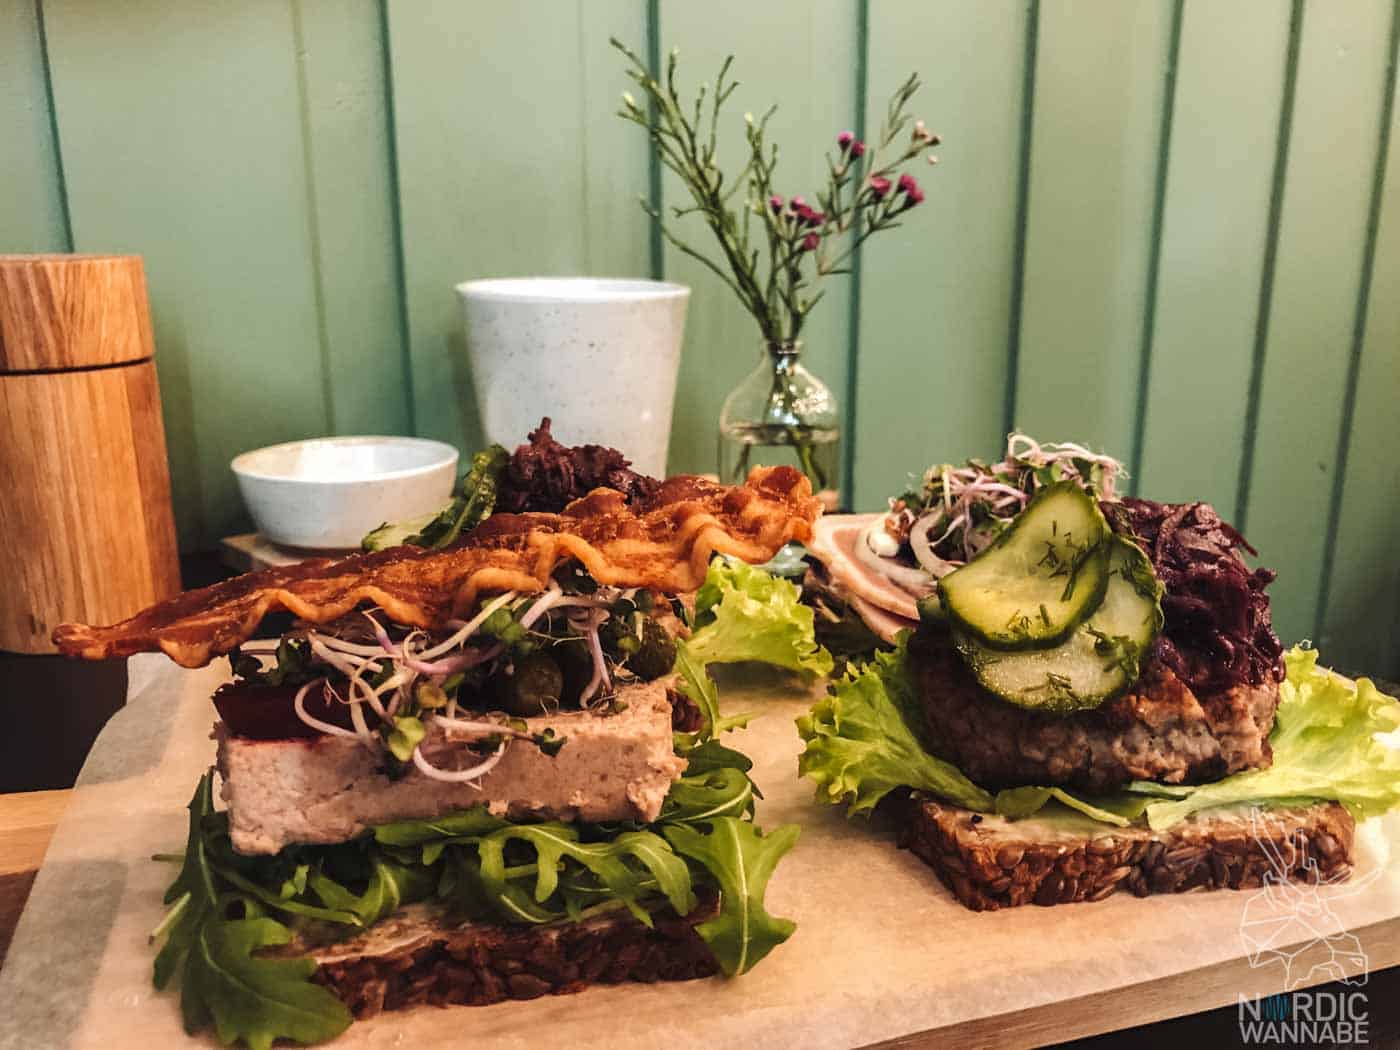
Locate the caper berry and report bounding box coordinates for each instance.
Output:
[495,652,564,717]
[626,618,677,680]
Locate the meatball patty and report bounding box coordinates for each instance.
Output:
[910,629,1280,793]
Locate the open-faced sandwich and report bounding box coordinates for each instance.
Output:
[54,424,830,1047]
[798,435,1400,910]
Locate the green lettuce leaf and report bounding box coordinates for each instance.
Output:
[796,637,993,815]
[1143,647,1400,829]
[1122,780,1193,799]
[672,557,834,745]
[674,640,754,744]
[663,817,800,976]
[689,556,833,676]
[184,917,351,1050]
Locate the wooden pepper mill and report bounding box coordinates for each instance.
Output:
[0,255,180,653]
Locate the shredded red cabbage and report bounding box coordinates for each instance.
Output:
[496,417,659,513]
[1106,498,1284,694]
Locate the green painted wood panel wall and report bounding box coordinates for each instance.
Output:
[2,0,1396,676]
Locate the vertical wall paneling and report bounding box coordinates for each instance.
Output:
[292,1,411,438]
[1011,0,1174,457]
[0,0,69,251]
[1240,0,1394,646]
[653,0,859,479]
[5,0,1397,674]
[43,0,351,547]
[386,0,650,457]
[1317,3,1400,677]
[1136,0,1294,516]
[839,0,870,506]
[852,0,1031,507]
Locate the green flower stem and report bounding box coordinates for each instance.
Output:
[612,38,938,346]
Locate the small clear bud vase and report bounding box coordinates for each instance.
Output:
[718,341,841,511]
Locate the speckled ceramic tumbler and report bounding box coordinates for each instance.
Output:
[456,278,690,476]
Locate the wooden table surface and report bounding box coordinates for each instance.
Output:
[0,788,70,967]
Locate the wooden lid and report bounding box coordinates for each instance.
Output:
[0,254,155,373]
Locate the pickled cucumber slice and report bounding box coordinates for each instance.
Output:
[938,481,1110,649]
[955,536,1164,712]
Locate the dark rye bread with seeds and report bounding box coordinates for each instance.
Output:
[898,798,1355,912]
[269,893,721,1019]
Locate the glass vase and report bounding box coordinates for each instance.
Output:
[718,341,841,511]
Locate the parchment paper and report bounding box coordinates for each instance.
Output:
[3,657,1398,1049]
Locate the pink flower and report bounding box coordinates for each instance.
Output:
[788,196,807,212]
[869,175,892,199]
[769,194,784,213]
[849,140,866,158]
[899,174,925,208]
[806,211,826,228]
[837,130,854,150]
[801,232,820,251]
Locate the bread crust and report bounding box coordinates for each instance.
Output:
[899,797,1355,911]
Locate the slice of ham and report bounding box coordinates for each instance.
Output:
[806,514,929,622]
[846,592,918,644]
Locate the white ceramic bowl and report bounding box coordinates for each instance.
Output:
[231,436,458,549]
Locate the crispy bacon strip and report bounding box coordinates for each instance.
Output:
[54,467,821,668]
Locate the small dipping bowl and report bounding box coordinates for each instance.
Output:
[232,436,458,549]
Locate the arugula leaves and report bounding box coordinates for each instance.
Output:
[152,777,351,1048]
[228,637,317,687]
[664,818,800,976]
[472,822,695,926]
[661,767,756,824]
[155,747,800,1044]
[361,444,509,551]
[183,919,350,1050]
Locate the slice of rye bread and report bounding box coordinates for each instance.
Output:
[266,893,721,1019]
[898,797,1355,911]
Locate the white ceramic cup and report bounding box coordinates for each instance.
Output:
[456,277,690,477]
